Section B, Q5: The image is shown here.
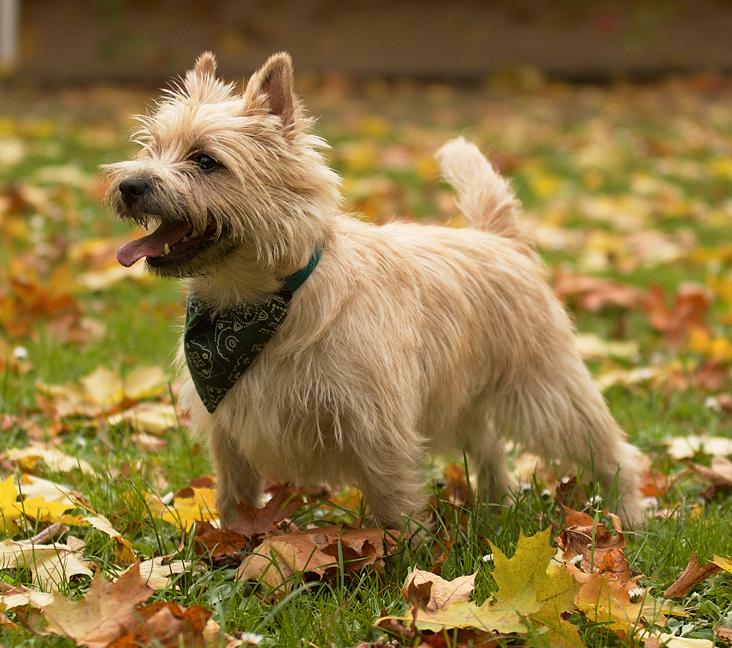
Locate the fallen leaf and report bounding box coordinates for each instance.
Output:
[0,583,54,610]
[237,526,395,591]
[666,435,732,460]
[642,631,714,647]
[382,528,581,646]
[147,484,218,531]
[0,539,92,590]
[4,445,94,475]
[642,283,711,345]
[555,271,641,312]
[43,564,153,647]
[135,556,191,590]
[109,600,212,648]
[557,506,635,587]
[690,457,732,498]
[85,515,136,564]
[228,484,312,538]
[107,402,178,435]
[664,552,721,598]
[712,555,732,573]
[402,568,476,612]
[575,332,639,360]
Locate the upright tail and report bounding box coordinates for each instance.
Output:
[436,137,521,238]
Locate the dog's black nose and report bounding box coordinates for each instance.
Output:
[119,177,149,202]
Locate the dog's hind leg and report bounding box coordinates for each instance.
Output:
[498,350,645,527]
[210,425,261,526]
[461,403,515,504]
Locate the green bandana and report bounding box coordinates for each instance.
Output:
[184,248,322,413]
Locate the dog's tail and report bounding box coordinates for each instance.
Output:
[436,137,521,238]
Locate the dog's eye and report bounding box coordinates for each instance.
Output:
[190,153,219,172]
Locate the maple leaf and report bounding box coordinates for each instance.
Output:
[666,435,732,460]
[554,270,641,312]
[147,482,218,531]
[690,457,732,499]
[109,600,213,648]
[228,484,313,537]
[4,444,95,475]
[135,556,192,590]
[237,526,395,591]
[642,283,711,345]
[402,568,476,612]
[43,564,153,647]
[557,506,636,587]
[0,539,92,590]
[85,514,137,564]
[664,553,721,599]
[384,528,581,646]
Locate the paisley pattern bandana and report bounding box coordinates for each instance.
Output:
[184,248,322,413]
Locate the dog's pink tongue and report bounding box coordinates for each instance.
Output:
[117,222,190,267]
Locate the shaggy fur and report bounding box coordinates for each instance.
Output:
[106,52,645,529]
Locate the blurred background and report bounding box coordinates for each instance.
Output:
[3,0,732,81]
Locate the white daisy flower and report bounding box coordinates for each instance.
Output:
[628,587,645,601]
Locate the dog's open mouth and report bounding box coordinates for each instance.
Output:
[117,221,217,267]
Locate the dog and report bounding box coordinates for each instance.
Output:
[105,51,645,530]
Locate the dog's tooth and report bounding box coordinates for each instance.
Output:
[163,243,171,255]
[181,234,189,243]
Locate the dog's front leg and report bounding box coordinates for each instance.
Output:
[210,425,261,526]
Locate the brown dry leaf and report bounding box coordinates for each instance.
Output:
[0,539,93,590]
[108,600,212,648]
[642,283,711,345]
[575,573,646,633]
[135,556,192,590]
[690,457,732,499]
[236,526,395,590]
[42,564,153,647]
[38,365,169,418]
[228,484,313,538]
[85,515,137,565]
[554,270,641,312]
[106,402,178,435]
[664,552,721,599]
[402,568,476,613]
[0,265,80,338]
[642,631,713,647]
[557,506,636,587]
[716,626,732,643]
[0,583,54,610]
[194,523,249,561]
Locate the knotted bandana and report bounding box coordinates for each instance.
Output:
[184,248,322,413]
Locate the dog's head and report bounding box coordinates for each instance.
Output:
[104,52,340,278]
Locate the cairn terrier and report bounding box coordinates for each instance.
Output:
[105,51,644,529]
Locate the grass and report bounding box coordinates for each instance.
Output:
[0,76,731,646]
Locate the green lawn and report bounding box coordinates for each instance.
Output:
[0,76,731,646]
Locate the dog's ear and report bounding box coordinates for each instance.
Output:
[184,51,223,102]
[243,52,298,127]
[193,51,217,78]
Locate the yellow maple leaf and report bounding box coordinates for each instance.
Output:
[147,487,218,531]
[0,475,22,535]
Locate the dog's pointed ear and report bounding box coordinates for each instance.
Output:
[194,51,217,78]
[243,52,298,127]
[184,51,223,102]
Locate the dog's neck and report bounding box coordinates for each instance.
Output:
[187,214,334,310]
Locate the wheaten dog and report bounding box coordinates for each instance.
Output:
[105,52,644,529]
